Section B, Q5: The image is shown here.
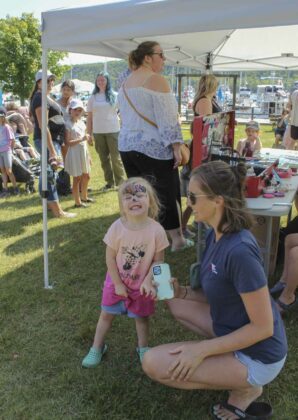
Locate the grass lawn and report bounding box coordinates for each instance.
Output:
[0,124,297,419]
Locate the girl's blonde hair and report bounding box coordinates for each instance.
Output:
[118,177,160,220]
[193,74,218,112]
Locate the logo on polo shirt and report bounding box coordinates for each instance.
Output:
[211,263,218,275]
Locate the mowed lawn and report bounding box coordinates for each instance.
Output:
[0,124,297,420]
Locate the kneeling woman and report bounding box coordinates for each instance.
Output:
[142,161,287,419]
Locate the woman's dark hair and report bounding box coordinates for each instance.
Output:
[92,71,116,105]
[191,160,252,233]
[128,41,159,69]
[29,82,40,115]
[61,80,75,91]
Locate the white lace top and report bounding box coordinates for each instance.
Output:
[117,87,183,160]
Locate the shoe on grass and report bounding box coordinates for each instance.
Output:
[13,187,20,195]
[182,228,196,239]
[136,346,150,363]
[99,184,114,192]
[82,344,108,368]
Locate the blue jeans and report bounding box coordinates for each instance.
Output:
[34,139,60,202]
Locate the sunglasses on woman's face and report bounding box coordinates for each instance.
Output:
[151,52,165,60]
[187,192,208,205]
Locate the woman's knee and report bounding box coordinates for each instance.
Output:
[142,348,161,379]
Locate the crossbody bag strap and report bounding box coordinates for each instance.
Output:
[122,84,158,128]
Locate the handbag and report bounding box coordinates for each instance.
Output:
[123,84,189,166]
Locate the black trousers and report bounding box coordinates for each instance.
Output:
[120,151,181,230]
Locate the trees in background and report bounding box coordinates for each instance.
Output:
[0,13,69,104]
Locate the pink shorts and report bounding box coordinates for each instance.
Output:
[101,274,155,318]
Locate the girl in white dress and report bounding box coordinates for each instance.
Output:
[65,99,92,208]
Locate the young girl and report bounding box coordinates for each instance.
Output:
[0,107,19,196]
[64,99,92,207]
[82,177,169,368]
[236,120,262,157]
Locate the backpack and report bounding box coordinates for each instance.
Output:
[56,169,72,196]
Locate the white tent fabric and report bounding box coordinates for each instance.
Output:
[41,0,298,71]
[39,0,298,288]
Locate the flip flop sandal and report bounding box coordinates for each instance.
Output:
[211,402,272,419]
[276,297,297,314]
[211,401,273,419]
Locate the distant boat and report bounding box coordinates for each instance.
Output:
[239,86,251,98]
[256,84,288,115]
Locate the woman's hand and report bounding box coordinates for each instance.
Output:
[115,283,128,298]
[173,145,182,169]
[167,342,208,381]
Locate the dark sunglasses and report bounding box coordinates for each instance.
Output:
[187,192,208,205]
[151,52,165,59]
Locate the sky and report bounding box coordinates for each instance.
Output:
[0,0,122,64]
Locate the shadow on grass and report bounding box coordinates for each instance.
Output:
[0,211,43,238]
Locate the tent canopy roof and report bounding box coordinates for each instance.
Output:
[41,0,298,71]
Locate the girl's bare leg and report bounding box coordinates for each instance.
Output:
[72,176,81,205]
[80,173,90,201]
[92,310,115,350]
[135,317,149,348]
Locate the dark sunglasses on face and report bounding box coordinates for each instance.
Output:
[187,192,208,205]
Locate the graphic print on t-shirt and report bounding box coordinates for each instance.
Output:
[121,244,146,271]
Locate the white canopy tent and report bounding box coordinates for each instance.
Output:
[40,0,298,288]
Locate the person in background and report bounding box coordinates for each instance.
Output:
[57,79,76,119]
[272,109,289,149]
[192,74,222,117]
[142,160,287,420]
[270,233,298,313]
[57,79,76,161]
[117,41,193,251]
[6,102,33,136]
[180,124,195,239]
[87,72,125,192]
[0,107,19,196]
[64,99,92,208]
[82,177,169,368]
[236,120,262,158]
[29,69,75,218]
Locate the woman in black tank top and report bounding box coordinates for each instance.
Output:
[192,74,222,116]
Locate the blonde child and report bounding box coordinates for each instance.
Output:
[236,120,262,158]
[82,177,169,368]
[64,99,92,207]
[0,107,19,196]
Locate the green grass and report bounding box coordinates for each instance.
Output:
[0,125,297,420]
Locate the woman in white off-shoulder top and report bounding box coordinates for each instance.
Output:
[117,41,194,251]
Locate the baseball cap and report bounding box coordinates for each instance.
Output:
[35,69,55,82]
[246,120,260,130]
[0,106,6,117]
[69,98,85,110]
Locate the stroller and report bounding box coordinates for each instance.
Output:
[0,136,41,194]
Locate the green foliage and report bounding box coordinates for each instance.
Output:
[0,13,68,103]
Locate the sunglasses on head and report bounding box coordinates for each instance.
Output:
[187,192,208,205]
